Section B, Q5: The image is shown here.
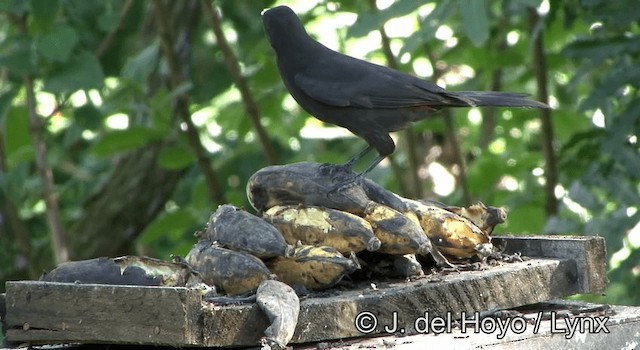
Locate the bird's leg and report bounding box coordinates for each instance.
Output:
[330,153,384,194]
[357,154,384,178]
[342,145,373,171]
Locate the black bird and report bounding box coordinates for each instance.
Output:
[262,6,548,176]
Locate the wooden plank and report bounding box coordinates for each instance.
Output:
[297,300,640,350]
[4,283,202,346]
[4,235,608,347]
[494,235,608,294]
[199,258,582,346]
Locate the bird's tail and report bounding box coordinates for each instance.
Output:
[446,91,549,108]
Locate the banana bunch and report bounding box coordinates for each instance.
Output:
[182,162,508,296]
[247,162,508,262]
[186,203,362,292]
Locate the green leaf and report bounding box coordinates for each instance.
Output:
[0,87,18,121]
[347,0,428,38]
[567,181,601,212]
[457,0,489,47]
[467,152,504,193]
[0,0,28,15]
[498,203,545,234]
[29,0,60,33]
[91,126,160,157]
[98,12,120,32]
[139,209,199,245]
[0,36,36,75]
[43,50,105,93]
[400,0,455,56]
[563,37,640,64]
[37,25,78,62]
[73,104,103,130]
[512,0,543,7]
[122,41,160,83]
[2,106,33,166]
[158,145,196,170]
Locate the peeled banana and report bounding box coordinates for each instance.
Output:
[442,202,507,235]
[263,205,381,254]
[247,162,372,214]
[186,239,275,295]
[355,251,424,279]
[404,199,494,260]
[40,255,201,287]
[203,204,292,258]
[362,202,433,256]
[266,245,359,290]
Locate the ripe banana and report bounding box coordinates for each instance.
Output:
[203,204,292,258]
[263,205,381,254]
[186,239,275,295]
[40,255,201,287]
[362,202,433,256]
[442,202,507,235]
[404,199,494,260]
[266,244,359,290]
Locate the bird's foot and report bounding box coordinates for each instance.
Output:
[328,172,366,194]
[318,162,357,177]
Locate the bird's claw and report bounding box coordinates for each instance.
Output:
[329,174,365,194]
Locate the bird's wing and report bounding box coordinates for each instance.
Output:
[293,57,462,109]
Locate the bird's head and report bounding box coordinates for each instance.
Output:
[262,6,311,52]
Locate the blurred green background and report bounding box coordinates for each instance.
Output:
[1,0,638,307]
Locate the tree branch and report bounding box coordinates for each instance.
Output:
[368,0,421,198]
[153,0,226,205]
[201,0,278,165]
[0,132,38,278]
[96,0,135,59]
[479,69,503,150]
[24,74,69,264]
[529,9,557,216]
[424,48,471,205]
[8,13,70,264]
[46,0,134,120]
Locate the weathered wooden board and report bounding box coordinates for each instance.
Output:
[494,234,608,294]
[297,300,640,350]
[3,235,608,347]
[4,283,202,346]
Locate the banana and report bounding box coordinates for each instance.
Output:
[263,205,381,254]
[266,245,359,290]
[186,239,275,295]
[355,251,423,279]
[442,202,507,235]
[202,204,292,258]
[40,256,201,287]
[404,199,494,260]
[247,162,371,214]
[256,280,300,350]
[362,202,434,256]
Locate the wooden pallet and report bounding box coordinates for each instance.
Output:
[1,235,607,347]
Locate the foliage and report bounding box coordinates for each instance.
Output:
[0,0,638,307]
